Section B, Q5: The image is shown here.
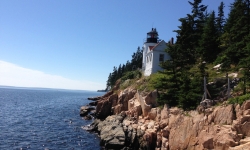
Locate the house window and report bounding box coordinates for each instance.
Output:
[159,54,164,62]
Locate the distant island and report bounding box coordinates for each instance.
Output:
[97,89,107,92]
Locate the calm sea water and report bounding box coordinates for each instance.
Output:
[0,87,104,150]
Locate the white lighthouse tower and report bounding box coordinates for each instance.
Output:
[142,28,170,76]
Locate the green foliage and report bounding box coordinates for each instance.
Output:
[228,94,250,105]
[119,70,142,90]
[177,73,202,110]
[106,47,143,89]
[148,72,168,90]
[233,81,245,93]
[121,70,141,81]
[199,11,221,63]
[216,1,225,34]
[223,0,250,65]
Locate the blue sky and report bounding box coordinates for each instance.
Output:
[0,0,235,91]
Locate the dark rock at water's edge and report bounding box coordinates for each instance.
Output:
[87,91,114,101]
[89,101,98,106]
[86,113,128,149]
[79,106,95,117]
[88,91,113,101]
[83,115,92,120]
[85,113,141,150]
[87,97,101,101]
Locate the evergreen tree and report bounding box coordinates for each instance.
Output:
[239,42,250,94]
[117,64,122,79]
[199,11,220,63]
[173,0,207,65]
[177,72,202,110]
[216,2,225,35]
[125,60,131,72]
[131,47,143,70]
[174,18,196,65]
[156,45,181,106]
[224,0,250,64]
[188,0,208,56]
[106,73,112,90]
[110,66,118,87]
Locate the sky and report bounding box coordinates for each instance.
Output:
[0,0,235,91]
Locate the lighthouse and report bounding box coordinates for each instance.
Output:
[142,28,170,76]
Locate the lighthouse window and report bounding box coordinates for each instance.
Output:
[159,54,164,62]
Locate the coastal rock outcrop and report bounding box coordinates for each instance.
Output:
[83,84,250,149]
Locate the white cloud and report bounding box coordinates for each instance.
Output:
[0,60,104,91]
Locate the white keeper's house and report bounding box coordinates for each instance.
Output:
[142,28,173,76]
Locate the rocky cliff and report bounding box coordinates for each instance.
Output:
[84,86,250,150]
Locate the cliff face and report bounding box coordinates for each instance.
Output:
[91,87,250,150]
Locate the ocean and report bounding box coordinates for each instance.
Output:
[0,87,103,150]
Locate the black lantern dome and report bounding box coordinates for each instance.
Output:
[146,28,158,43]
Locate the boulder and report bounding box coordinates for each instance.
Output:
[144,90,158,108]
[87,97,101,101]
[200,99,214,108]
[80,109,88,117]
[80,106,95,117]
[89,101,98,106]
[229,142,250,150]
[117,89,136,112]
[242,100,250,111]
[143,129,157,149]
[83,115,92,120]
[139,97,151,117]
[98,115,126,149]
[208,104,235,125]
[169,116,197,150]
[148,108,157,120]
[96,93,118,119]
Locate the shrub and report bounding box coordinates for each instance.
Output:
[121,70,141,81]
[228,94,250,105]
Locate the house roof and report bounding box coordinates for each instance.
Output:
[149,46,154,50]
[149,40,166,51]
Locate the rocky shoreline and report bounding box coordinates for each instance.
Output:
[80,88,250,150]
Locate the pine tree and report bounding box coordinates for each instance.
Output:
[224,0,250,64]
[199,11,220,63]
[239,41,250,94]
[110,66,118,87]
[106,73,112,90]
[173,0,208,65]
[174,18,196,65]
[216,2,225,35]
[117,64,122,79]
[188,0,208,55]
[177,72,202,110]
[156,45,181,106]
[131,47,143,70]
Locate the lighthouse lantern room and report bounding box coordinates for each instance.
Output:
[146,28,158,43]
